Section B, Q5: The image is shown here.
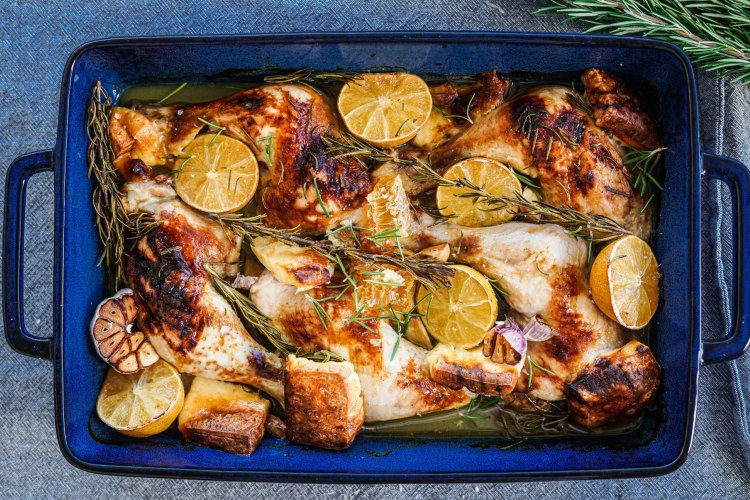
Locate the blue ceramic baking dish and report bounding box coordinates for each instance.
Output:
[4,32,750,482]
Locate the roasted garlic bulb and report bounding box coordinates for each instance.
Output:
[90,289,159,374]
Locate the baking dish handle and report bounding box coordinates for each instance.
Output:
[3,150,54,360]
[701,153,750,364]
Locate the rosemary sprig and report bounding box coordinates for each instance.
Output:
[312,178,331,218]
[206,266,343,362]
[622,146,665,192]
[537,0,750,83]
[322,132,413,169]
[211,213,455,289]
[526,355,557,390]
[409,159,632,242]
[513,169,541,190]
[487,276,510,297]
[257,135,275,165]
[495,396,572,435]
[565,91,593,116]
[384,292,431,360]
[167,155,195,177]
[432,92,476,124]
[306,294,334,329]
[264,69,364,85]
[257,135,281,183]
[87,81,158,291]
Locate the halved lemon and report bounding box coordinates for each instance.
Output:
[436,157,523,227]
[96,359,185,438]
[174,133,259,213]
[416,265,498,348]
[337,72,432,148]
[590,235,660,330]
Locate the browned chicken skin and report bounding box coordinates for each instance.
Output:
[566,340,661,428]
[123,182,285,401]
[581,68,662,150]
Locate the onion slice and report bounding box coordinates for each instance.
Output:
[522,316,557,342]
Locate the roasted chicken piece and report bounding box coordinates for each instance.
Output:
[110,84,371,233]
[123,181,284,401]
[250,271,472,422]
[413,71,510,150]
[178,376,269,455]
[431,85,651,238]
[580,68,661,150]
[414,220,659,426]
[284,355,364,449]
[566,340,661,428]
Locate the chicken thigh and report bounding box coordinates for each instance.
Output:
[110,84,371,233]
[122,181,285,401]
[249,270,471,422]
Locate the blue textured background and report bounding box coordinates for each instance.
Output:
[1,0,749,497]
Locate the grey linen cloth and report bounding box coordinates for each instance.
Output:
[1,0,749,497]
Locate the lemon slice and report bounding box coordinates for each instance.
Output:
[96,359,185,438]
[436,157,523,227]
[416,265,498,348]
[174,134,259,213]
[337,72,432,148]
[590,235,660,329]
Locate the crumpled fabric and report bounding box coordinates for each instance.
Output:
[1,0,749,497]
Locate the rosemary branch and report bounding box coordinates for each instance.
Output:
[264,69,364,85]
[87,82,158,291]
[410,160,631,242]
[205,266,344,362]
[210,213,455,289]
[537,0,750,83]
[321,132,414,169]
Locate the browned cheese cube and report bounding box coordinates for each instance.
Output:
[284,356,364,450]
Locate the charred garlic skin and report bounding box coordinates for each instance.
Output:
[90,289,159,374]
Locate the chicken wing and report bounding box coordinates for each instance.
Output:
[581,68,661,150]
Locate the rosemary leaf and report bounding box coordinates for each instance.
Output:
[322,132,412,169]
[432,93,476,124]
[157,82,188,104]
[264,69,364,85]
[313,178,332,218]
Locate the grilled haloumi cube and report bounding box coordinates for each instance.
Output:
[178,377,269,455]
[284,356,364,450]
